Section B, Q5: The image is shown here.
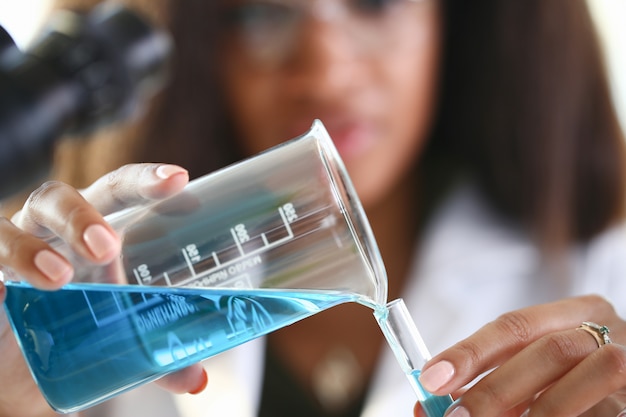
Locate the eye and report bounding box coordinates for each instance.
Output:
[221,1,296,34]
[351,0,404,15]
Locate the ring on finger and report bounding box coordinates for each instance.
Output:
[576,321,612,347]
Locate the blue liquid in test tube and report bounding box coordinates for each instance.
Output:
[375,299,453,417]
[410,370,454,417]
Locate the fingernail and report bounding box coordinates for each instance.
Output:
[616,410,626,417]
[34,250,73,282]
[83,224,119,261]
[188,369,208,395]
[156,164,187,179]
[419,360,455,392]
[446,405,470,417]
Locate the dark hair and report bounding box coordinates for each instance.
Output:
[138,1,243,178]
[52,0,625,249]
[427,0,626,248]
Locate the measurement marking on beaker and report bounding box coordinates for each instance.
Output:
[278,207,295,239]
[231,228,245,256]
[139,206,299,289]
[175,233,294,288]
[181,248,197,276]
[132,268,141,285]
[163,272,172,286]
[132,268,147,285]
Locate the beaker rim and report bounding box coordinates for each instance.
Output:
[307,119,388,306]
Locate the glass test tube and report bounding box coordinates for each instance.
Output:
[375,298,453,417]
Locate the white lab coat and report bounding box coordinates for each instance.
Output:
[82,182,626,417]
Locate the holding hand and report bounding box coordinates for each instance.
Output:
[0,164,209,417]
[415,295,626,417]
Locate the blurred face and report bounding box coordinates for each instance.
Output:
[217,0,442,208]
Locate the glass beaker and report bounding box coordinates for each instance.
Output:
[1,120,388,413]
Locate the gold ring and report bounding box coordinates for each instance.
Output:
[577,321,612,347]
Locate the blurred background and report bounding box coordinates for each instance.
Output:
[0,0,624,132]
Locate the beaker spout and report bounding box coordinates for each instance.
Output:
[374,298,453,417]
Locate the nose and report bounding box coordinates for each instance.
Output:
[280,12,364,104]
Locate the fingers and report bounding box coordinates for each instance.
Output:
[420,296,615,395]
[418,296,624,417]
[155,364,208,395]
[81,163,189,215]
[527,344,626,417]
[11,181,121,265]
[443,329,602,417]
[2,164,188,289]
[0,217,73,289]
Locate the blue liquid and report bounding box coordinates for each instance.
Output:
[3,282,357,412]
[409,370,453,417]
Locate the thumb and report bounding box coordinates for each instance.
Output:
[156,363,208,395]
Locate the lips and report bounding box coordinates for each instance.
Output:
[327,122,378,160]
